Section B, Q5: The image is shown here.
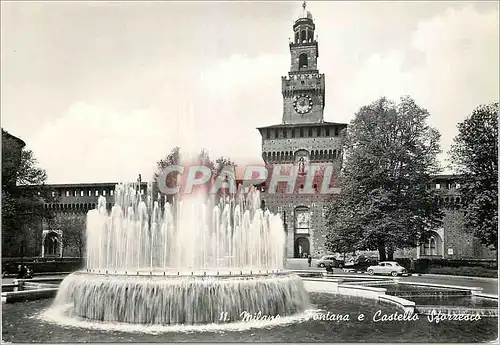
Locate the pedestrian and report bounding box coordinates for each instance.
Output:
[307,254,312,267]
[16,264,25,279]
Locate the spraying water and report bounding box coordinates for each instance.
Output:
[51,180,309,326]
[84,182,285,273]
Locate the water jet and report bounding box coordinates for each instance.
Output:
[49,183,309,326]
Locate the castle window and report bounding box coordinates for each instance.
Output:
[51,191,55,197]
[317,127,321,136]
[265,129,270,139]
[308,127,312,137]
[292,129,296,138]
[73,190,77,197]
[334,127,339,136]
[325,127,330,136]
[295,31,299,43]
[435,183,441,189]
[88,190,92,196]
[300,128,304,138]
[299,53,308,69]
[66,191,70,197]
[102,190,107,196]
[456,183,461,189]
[95,190,99,196]
[283,129,287,139]
[274,129,279,139]
[80,190,84,197]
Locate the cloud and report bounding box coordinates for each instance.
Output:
[27,4,498,183]
[31,102,182,183]
[338,5,499,172]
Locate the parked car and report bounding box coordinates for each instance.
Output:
[345,255,378,271]
[316,255,344,268]
[2,263,18,278]
[366,261,408,277]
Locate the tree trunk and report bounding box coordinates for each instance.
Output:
[378,242,386,262]
[387,247,394,261]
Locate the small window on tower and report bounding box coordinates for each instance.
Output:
[299,53,308,69]
[325,127,330,136]
[300,30,306,42]
[265,129,270,139]
[300,128,304,138]
[284,129,288,139]
[292,129,296,138]
[308,127,313,137]
[274,129,279,139]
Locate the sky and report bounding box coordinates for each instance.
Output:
[1,1,498,183]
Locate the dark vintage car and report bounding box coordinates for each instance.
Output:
[316,255,345,268]
[2,263,33,278]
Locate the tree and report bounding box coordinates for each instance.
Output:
[48,214,86,258]
[324,193,364,256]
[152,147,236,200]
[325,96,443,261]
[152,146,180,201]
[2,132,56,256]
[449,102,498,251]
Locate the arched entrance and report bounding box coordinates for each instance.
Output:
[43,231,60,257]
[420,230,443,257]
[294,237,310,258]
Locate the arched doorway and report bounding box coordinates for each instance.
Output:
[295,237,310,258]
[43,231,60,257]
[420,231,443,257]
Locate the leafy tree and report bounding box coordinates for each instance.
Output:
[324,193,364,257]
[152,147,236,201]
[152,146,181,201]
[2,131,56,256]
[449,102,498,251]
[47,214,86,258]
[325,96,443,261]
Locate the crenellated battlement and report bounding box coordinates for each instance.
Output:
[281,73,325,96]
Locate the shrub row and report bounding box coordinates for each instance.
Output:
[394,258,498,277]
[2,258,83,274]
[427,266,498,278]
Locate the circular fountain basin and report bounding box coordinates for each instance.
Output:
[52,270,310,325]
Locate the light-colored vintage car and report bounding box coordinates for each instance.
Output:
[366,261,408,277]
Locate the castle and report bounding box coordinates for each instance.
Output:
[2,3,495,262]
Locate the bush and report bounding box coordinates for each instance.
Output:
[2,258,83,274]
[427,266,498,278]
[429,259,497,269]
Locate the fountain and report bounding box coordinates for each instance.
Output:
[50,181,310,325]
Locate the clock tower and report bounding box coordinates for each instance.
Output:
[282,2,325,125]
[257,2,347,259]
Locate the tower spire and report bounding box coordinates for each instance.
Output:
[302,1,307,17]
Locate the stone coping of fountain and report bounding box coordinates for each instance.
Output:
[74,268,292,279]
[415,305,499,317]
[301,278,415,313]
[378,294,416,313]
[475,293,498,300]
[397,281,483,294]
[2,288,58,303]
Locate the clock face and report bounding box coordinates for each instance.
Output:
[293,94,313,114]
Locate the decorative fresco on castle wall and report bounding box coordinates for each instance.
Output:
[295,208,310,234]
